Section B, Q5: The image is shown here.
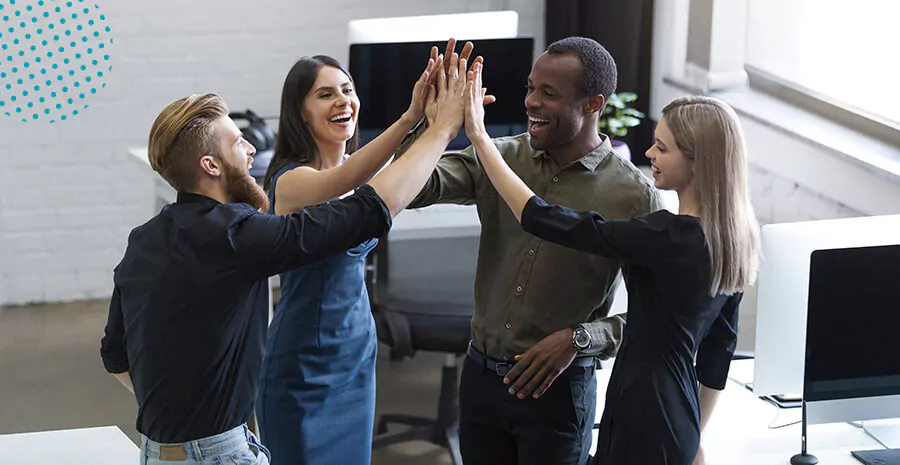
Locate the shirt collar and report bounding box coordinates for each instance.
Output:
[532,133,615,172]
[176,192,222,206]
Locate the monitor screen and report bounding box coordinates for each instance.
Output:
[804,244,900,402]
[349,38,533,148]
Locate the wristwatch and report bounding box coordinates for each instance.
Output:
[572,324,592,352]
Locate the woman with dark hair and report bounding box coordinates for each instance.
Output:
[255,52,445,464]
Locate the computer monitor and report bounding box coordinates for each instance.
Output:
[803,244,900,425]
[348,38,534,150]
[753,215,900,397]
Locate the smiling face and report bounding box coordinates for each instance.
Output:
[301,65,360,152]
[645,116,695,192]
[208,115,269,211]
[524,52,594,152]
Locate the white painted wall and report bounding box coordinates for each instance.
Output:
[651,0,900,351]
[0,0,545,305]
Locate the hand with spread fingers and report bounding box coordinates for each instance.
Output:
[502,328,578,399]
[425,52,468,137]
[428,38,496,106]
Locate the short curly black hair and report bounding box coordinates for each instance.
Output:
[546,37,617,100]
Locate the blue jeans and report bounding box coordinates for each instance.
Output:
[141,424,270,465]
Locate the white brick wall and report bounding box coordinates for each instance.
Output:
[0,0,546,305]
[749,164,864,226]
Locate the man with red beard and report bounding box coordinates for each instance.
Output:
[100,74,466,464]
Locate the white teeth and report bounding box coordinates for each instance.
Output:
[329,112,352,123]
[528,116,549,124]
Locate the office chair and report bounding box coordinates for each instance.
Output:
[367,236,473,465]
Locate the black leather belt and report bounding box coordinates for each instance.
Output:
[466,342,595,376]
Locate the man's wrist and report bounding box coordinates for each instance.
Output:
[571,324,592,353]
[427,124,458,145]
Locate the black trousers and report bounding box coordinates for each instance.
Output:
[459,354,597,465]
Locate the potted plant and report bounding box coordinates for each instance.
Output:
[598,92,645,161]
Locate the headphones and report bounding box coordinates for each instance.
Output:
[229,110,277,152]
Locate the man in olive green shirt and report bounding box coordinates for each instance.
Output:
[397,38,661,465]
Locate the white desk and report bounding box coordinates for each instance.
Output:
[0,426,139,464]
[591,359,886,464]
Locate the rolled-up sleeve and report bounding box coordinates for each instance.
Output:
[582,313,626,359]
[696,293,742,390]
[100,286,129,374]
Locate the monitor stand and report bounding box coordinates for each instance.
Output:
[791,399,818,465]
[852,419,900,465]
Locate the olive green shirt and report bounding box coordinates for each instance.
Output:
[398,127,662,360]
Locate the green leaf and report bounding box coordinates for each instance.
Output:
[613,127,628,137]
[620,116,642,127]
[622,108,645,118]
[618,92,638,103]
[607,94,624,108]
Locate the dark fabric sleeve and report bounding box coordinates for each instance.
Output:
[696,293,743,390]
[100,285,130,374]
[231,184,392,279]
[521,195,672,266]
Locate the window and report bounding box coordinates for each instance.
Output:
[745,0,900,126]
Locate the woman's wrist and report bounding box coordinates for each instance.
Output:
[470,131,492,150]
[400,110,421,127]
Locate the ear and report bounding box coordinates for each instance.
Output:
[584,94,606,116]
[199,155,223,178]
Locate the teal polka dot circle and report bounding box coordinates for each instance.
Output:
[0,0,112,122]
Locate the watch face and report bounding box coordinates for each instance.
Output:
[575,330,590,348]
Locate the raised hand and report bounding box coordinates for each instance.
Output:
[426,52,467,137]
[404,57,439,122]
[428,39,495,106]
[431,39,477,75]
[465,61,490,142]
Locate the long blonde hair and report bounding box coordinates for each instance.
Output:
[662,96,760,295]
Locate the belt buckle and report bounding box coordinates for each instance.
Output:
[495,362,512,377]
[159,445,187,461]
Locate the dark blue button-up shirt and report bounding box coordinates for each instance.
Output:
[100,185,391,443]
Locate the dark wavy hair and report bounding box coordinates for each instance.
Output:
[264,55,360,191]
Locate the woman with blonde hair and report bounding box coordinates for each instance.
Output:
[463,63,759,465]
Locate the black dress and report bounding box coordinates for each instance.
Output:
[521,197,742,465]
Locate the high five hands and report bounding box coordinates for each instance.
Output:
[429,38,496,106]
[423,52,468,136]
[407,38,496,130]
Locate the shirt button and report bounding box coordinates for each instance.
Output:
[515,285,523,294]
[505,322,512,329]
[552,176,559,183]
[528,249,535,256]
